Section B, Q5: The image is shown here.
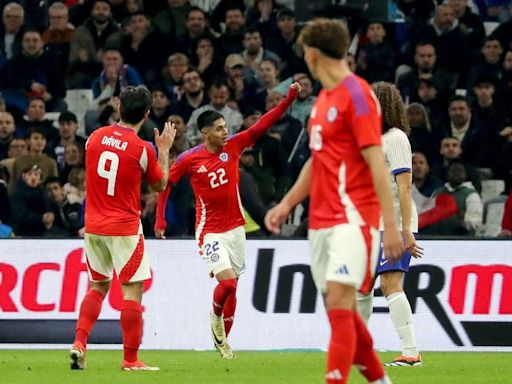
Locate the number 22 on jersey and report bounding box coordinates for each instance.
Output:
[208,168,228,189]
[97,150,119,196]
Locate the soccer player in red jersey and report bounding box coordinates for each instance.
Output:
[154,82,301,359]
[265,19,404,384]
[69,86,176,371]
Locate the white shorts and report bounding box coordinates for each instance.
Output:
[200,226,246,277]
[84,224,151,283]
[308,224,380,294]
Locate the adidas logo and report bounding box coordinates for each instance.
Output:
[325,369,343,380]
[335,265,349,275]
[197,165,208,173]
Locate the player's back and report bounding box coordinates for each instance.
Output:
[308,74,381,229]
[85,125,155,236]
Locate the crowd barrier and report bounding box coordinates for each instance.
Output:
[0,239,511,351]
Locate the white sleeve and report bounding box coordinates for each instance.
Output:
[464,192,483,232]
[385,130,412,175]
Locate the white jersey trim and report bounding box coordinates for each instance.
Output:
[338,161,365,226]
[195,196,207,248]
[139,145,148,173]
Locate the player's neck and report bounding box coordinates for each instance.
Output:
[318,59,352,91]
[204,141,222,153]
[117,120,141,132]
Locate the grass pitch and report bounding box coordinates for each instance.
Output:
[0,350,509,383]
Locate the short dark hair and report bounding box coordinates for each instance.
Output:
[27,126,47,139]
[119,86,152,125]
[448,95,468,107]
[44,176,62,187]
[298,18,349,59]
[187,6,207,20]
[198,110,224,131]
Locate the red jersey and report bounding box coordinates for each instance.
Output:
[156,87,298,246]
[308,74,382,229]
[85,124,163,235]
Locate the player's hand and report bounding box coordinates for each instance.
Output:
[382,226,405,263]
[403,230,423,258]
[154,227,166,240]
[155,121,177,152]
[289,81,302,98]
[264,202,292,235]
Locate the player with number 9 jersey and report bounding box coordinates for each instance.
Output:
[85,126,164,236]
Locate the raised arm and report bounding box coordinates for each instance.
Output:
[244,82,301,143]
[150,122,176,192]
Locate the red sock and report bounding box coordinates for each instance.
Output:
[353,312,385,381]
[212,279,237,316]
[120,300,143,363]
[223,288,237,336]
[75,289,105,348]
[326,309,356,384]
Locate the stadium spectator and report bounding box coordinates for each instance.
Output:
[423,161,483,235]
[68,0,119,67]
[412,151,443,203]
[356,22,397,83]
[109,11,168,87]
[265,19,400,384]
[265,7,299,64]
[223,53,259,114]
[47,111,86,172]
[414,78,447,131]
[357,81,423,367]
[155,82,300,360]
[466,37,504,94]
[60,143,85,186]
[255,58,280,110]
[406,103,438,162]
[448,0,485,61]
[69,86,175,371]
[9,164,55,237]
[172,69,207,122]
[216,5,245,57]
[431,136,482,193]
[239,108,290,206]
[167,114,191,156]
[0,136,27,190]
[16,97,58,143]
[493,124,512,193]
[439,95,489,167]
[187,80,243,145]
[239,165,269,237]
[0,2,25,63]
[160,52,189,101]
[148,85,173,128]
[140,181,159,237]
[498,189,512,237]
[12,127,58,187]
[45,176,82,236]
[241,27,281,74]
[0,164,9,224]
[191,33,223,88]
[245,0,280,42]
[175,6,212,57]
[153,0,192,39]
[407,3,470,77]
[490,4,512,51]
[0,111,15,160]
[396,41,457,104]
[42,2,75,76]
[0,29,66,114]
[91,47,144,101]
[274,72,316,127]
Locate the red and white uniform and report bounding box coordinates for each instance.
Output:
[156,89,297,275]
[307,74,382,293]
[84,124,163,283]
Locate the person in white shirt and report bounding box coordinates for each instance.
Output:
[357,82,424,367]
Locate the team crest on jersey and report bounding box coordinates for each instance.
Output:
[211,253,219,262]
[327,107,338,122]
[219,152,229,162]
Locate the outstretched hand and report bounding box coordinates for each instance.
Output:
[289,81,302,98]
[155,121,177,153]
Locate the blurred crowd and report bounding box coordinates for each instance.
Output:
[0,0,511,239]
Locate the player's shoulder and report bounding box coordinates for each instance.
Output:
[175,144,205,165]
[337,74,375,113]
[384,127,409,143]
